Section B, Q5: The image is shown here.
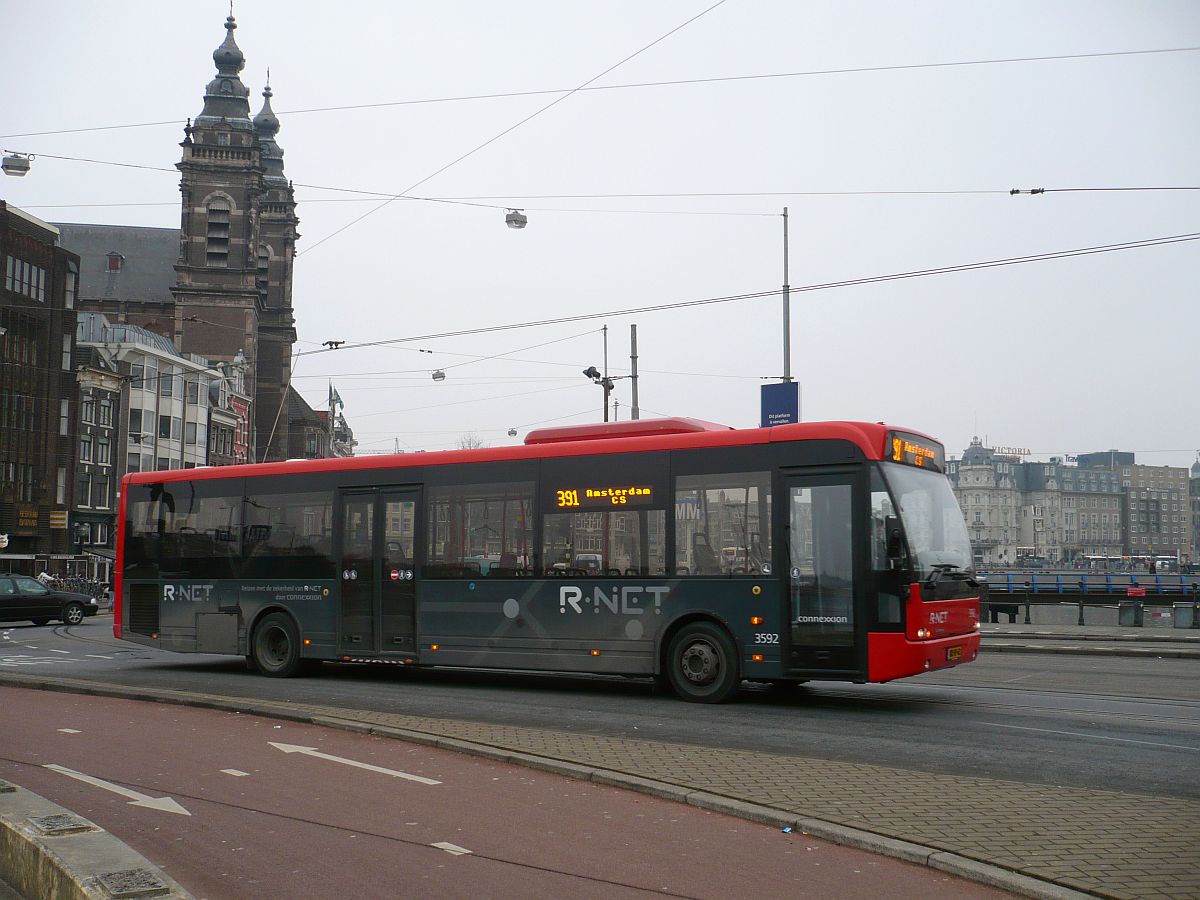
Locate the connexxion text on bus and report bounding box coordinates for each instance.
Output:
[114,418,981,703]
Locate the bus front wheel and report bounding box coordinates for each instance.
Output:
[666,622,740,703]
[251,612,302,677]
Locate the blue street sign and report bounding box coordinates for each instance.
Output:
[760,382,799,428]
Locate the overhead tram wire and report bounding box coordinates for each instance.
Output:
[3,44,1196,141]
[16,173,1197,216]
[9,144,1194,209]
[299,232,1200,356]
[282,231,1199,421]
[297,0,730,256]
[348,381,594,420]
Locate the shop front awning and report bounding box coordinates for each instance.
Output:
[84,547,115,561]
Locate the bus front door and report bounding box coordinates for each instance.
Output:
[337,488,418,656]
[784,471,862,676]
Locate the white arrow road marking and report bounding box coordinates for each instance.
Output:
[0,655,77,667]
[432,842,472,856]
[268,743,441,785]
[44,764,192,815]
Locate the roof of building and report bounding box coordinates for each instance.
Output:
[287,385,322,427]
[78,311,180,357]
[53,223,178,303]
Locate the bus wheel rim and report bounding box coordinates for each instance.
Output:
[263,627,289,666]
[680,641,718,684]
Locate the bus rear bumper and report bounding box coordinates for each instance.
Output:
[867,631,981,683]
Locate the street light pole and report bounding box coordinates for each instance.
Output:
[781,206,792,383]
[602,325,609,422]
[629,324,640,420]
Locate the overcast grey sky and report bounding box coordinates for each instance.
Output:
[4,1,1197,467]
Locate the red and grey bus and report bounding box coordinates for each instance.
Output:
[113,418,981,702]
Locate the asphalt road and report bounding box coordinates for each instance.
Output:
[0,686,1011,900]
[4,616,1198,802]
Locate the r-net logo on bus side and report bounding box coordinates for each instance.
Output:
[559,585,669,615]
[163,584,216,603]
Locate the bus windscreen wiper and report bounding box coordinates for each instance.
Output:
[926,563,981,588]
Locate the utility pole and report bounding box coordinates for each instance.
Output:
[630,324,640,420]
[328,385,336,458]
[781,206,792,383]
[602,325,610,422]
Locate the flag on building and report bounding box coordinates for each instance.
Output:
[328,380,344,410]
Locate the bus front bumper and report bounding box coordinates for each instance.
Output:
[867,630,981,683]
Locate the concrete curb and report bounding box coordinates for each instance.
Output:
[0,779,192,900]
[0,674,1102,900]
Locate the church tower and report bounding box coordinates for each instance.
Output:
[172,14,298,462]
[252,79,300,463]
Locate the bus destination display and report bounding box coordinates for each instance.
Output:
[555,485,653,508]
[887,431,945,472]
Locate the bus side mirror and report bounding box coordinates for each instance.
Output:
[885,516,903,561]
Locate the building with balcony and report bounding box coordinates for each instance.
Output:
[72,344,123,580]
[1121,463,1190,562]
[945,438,1022,566]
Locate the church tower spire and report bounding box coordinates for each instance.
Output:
[197,16,254,132]
[171,13,299,462]
[251,76,300,463]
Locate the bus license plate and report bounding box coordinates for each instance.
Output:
[946,646,963,661]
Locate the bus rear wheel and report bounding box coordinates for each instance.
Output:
[251,612,302,677]
[666,622,740,703]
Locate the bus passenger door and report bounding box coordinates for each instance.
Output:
[337,488,418,656]
[338,492,376,653]
[379,489,417,653]
[784,471,862,675]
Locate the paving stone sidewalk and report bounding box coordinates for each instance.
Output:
[8,675,1194,900]
[299,703,1200,900]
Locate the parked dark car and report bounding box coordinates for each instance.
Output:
[0,575,100,626]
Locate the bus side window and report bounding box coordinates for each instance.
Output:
[674,471,771,577]
[425,481,534,578]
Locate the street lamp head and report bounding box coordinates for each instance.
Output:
[432,369,446,382]
[2,152,32,177]
[508,427,518,437]
[505,208,528,229]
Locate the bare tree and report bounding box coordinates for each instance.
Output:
[457,433,486,450]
